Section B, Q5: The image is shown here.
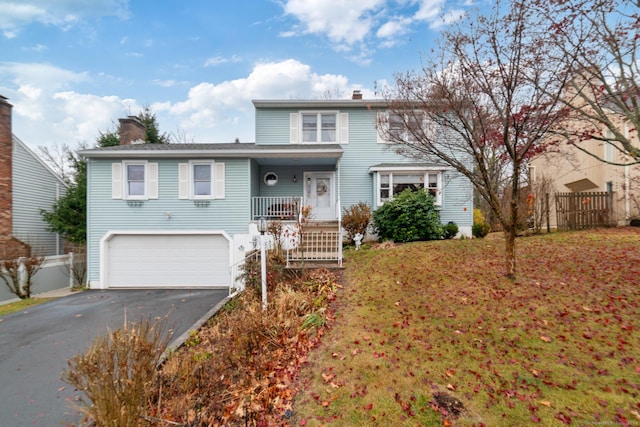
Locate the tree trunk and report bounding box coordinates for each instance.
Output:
[504,226,517,279]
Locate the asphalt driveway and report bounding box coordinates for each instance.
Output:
[0,289,230,427]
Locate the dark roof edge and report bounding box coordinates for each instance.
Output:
[252,99,390,109]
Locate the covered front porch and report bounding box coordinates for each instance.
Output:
[248,145,344,266]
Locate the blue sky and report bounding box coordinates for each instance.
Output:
[0,0,474,151]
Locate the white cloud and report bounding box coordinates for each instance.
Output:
[281,0,467,60]
[152,79,187,88]
[376,17,412,39]
[204,55,241,68]
[414,0,444,21]
[283,0,385,46]
[53,91,140,141]
[0,62,134,148]
[0,0,130,38]
[0,62,90,90]
[430,8,466,29]
[1,59,367,148]
[165,59,357,143]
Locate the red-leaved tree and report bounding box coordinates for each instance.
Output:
[377,0,571,277]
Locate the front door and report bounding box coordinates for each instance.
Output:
[304,172,335,220]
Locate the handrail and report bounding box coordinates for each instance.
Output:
[251,196,303,220]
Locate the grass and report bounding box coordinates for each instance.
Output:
[60,228,639,426]
[292,228,640,426]
[0,297,52,316]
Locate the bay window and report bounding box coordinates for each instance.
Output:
[377,170,442,206]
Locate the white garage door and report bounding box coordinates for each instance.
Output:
[105,233,230,288]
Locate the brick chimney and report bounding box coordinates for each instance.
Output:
[352,90,363,100]
[0,95,30,258]
[118,116,146,145]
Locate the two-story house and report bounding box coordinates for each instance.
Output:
[530,91,640,227]
[80,93,473,290]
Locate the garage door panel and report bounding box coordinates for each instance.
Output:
[107,234,230,288]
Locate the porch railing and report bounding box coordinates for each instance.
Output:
[286,231,342,266]
[252,196,302,220]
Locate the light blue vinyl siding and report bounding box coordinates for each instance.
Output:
[12,138,65,256]
[250,159,260,197]
[86,158,251,284]
[258,166,303,197]
[255,109,291,145]
[255,105,473,228]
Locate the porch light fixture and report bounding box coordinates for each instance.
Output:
[257,217,268,312]
[292,175,297,183]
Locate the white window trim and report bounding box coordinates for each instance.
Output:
[374,169,443,207]
[290,111,348,144]
[123,160,149,200]
[377,110,430,144]
[190,160,215,200]
[179,161,225,200]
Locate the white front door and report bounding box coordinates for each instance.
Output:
[304,172,335,220]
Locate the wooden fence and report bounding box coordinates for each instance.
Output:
[555,192,613,231]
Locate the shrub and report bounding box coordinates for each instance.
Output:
[443,221,459,239]
[62,317,170,427]
[473,208,486,225]
[341,202,372,244]
[373,189,443,243]
[0,254,45,299]
[472,208,490,238]
[238,248,288,291]
[472,222,490,238]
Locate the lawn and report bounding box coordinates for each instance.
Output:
[292,228,640,426]
[0,297,52,317]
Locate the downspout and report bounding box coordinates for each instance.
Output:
[56,182,61,255]
[336,158,343,266]
[336,158,341,220]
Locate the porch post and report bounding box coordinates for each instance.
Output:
[258,217,268,312]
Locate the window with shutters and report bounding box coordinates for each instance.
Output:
[112,161,158,201]
[378,111,430,144]
[178,161,225,200]
[290,111,348,144]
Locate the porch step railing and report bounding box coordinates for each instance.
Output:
[286,229,342,267]
[252,196,302,220]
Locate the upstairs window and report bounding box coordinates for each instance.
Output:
[379,111,429,143]
[302,113,336,142]
[290,111,348,144]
